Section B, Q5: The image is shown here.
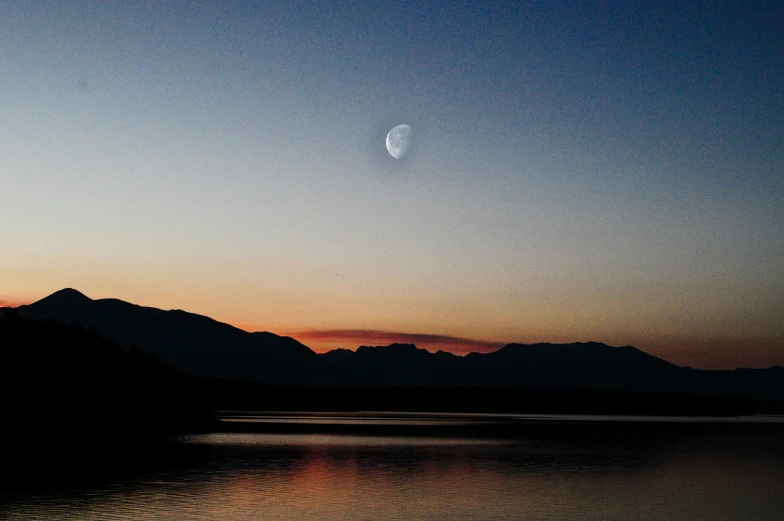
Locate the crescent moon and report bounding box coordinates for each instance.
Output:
[386,124,412,159]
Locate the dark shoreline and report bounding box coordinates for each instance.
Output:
[200,381,784,417]
[5,382,783,444]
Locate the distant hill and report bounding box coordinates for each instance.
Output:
[320,342,681,388]
[14,288,321,384]
[325,342,784,398]
[8,289,784,399]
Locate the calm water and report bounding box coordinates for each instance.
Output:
[2,414,784,520]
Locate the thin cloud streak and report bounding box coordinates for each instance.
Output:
[286,329,507,354]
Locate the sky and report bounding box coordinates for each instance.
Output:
[1,1,782,369]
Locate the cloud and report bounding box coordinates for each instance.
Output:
[285,329,506,354]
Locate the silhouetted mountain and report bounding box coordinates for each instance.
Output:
[455,342,682,390]
[321,343,465,386]
[318,342,678,389]
[15,288,320,384]
[324,342,783,398]
[9,289,784,399]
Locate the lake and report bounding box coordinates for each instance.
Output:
[2,413,784,520]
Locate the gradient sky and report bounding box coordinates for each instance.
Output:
[2,1,782,368]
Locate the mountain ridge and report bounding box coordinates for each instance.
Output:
[6,288,783,398]
[12,288,320,383]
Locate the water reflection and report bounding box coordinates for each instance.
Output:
[2,419,784,521]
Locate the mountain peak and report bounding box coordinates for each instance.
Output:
[36,288,92,305]
[350,344,440,363]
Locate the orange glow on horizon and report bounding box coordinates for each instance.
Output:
[0,299,30,308]
[3,288,781,370]
[234,323,783,370]
[283,329,506,354]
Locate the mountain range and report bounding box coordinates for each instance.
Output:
[6,288,784,398]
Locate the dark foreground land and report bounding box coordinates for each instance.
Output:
[3,311,784,494]
[206,380,784,416]
[0,312,212,440]
[2,310,783,447]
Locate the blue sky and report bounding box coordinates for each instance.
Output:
[1,0,782,367]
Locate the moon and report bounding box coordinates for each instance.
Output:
[386,124,412,159]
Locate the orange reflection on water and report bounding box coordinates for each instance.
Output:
[3,429,784,521]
